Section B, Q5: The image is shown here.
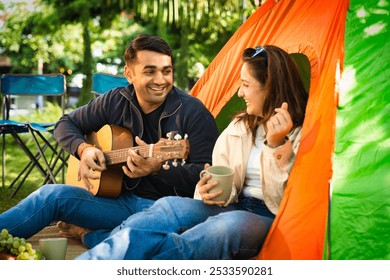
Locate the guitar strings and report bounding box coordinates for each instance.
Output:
[104,147,148,164]
[103,142,185,165]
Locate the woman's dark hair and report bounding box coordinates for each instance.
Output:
[124,34,173,65]
[235,45,309,142]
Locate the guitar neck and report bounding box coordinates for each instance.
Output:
[102,137,189,166]
[104,146,152,165]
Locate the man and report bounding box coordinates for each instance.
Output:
[0,34,218,249]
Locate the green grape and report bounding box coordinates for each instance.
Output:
[7,236,14,245]
[18,245,26,253]
[13,240,20,248]
[17,252,30,260]
[0,229,42,260]
[20,238,26,246]
[28,249,36,256]
[10,247,18,255]
[25,243,32,251]
[6,235,13,250]
[1,228,8,237]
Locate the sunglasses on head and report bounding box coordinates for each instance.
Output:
[251,46,268,62]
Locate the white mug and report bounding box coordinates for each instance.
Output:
[200,165,234,202]
[39,237,67,260]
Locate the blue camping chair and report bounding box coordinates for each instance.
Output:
[92,73,129,96]
[0,74,68,196]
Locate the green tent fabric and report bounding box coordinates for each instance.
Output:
[331,0,390,259]
[191,0,388,259]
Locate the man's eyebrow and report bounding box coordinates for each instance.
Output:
[143,65,172,70]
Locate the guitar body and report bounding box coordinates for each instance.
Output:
[66,125,133,198]
[66,124,189,198]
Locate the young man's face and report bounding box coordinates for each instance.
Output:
[124,50,173,113]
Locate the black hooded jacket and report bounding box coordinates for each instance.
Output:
[54,85,218,199]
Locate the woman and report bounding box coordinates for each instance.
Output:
[74,45,309,259]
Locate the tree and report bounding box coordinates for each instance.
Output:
[38,0,131,104]
[0,1,150,105]
[124,0,249,90]
[1,0,259,104]
[0,2,84,76]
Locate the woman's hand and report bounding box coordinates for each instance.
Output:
[122,136,162,178]
[78,146,106,192]
[196,164,226,206]
[266,102,293,148]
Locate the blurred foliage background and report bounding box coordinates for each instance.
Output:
[0,0,263,212]
[0,0,262,105]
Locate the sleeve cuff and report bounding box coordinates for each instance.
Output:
[263,137,294,168]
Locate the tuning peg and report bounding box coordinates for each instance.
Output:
[166,132,173,140]
[172,159,178,167]
[163,162,170,170]
[184,134,188,139]
[181,159,186,166]
[174,134,182,140]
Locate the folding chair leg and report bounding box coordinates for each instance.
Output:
[10,148,68,198]
[28,128,57,184]
[28,126,69,185]
[2,125,69,198]
[7,135,50,198]
[42,150,64,185]
[9,160,34,188]
[10,130,48,177]
[50,149,69,184]
[10,162,35,198]
[1,127,49,197]
[2,133,5,188]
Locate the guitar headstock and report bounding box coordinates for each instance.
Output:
[154,133,190,169]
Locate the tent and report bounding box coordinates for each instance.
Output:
[190,0,389,259]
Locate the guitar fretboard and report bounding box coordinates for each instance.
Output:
[104,146,153,165]
[103,141,186,165]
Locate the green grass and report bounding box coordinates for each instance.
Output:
[0,178,38,214]
[0,103,71,214]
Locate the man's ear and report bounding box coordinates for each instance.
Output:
[124,65,133,83]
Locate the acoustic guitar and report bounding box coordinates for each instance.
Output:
[65,124,189,198]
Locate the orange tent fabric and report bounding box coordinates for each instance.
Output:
[190,0,349,259]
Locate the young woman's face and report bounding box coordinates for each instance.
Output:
[238,62,266,117]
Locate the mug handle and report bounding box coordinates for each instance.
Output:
[199,170,207,179]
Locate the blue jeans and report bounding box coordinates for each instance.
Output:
[76,196,275,260]
[0,184,155,240]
